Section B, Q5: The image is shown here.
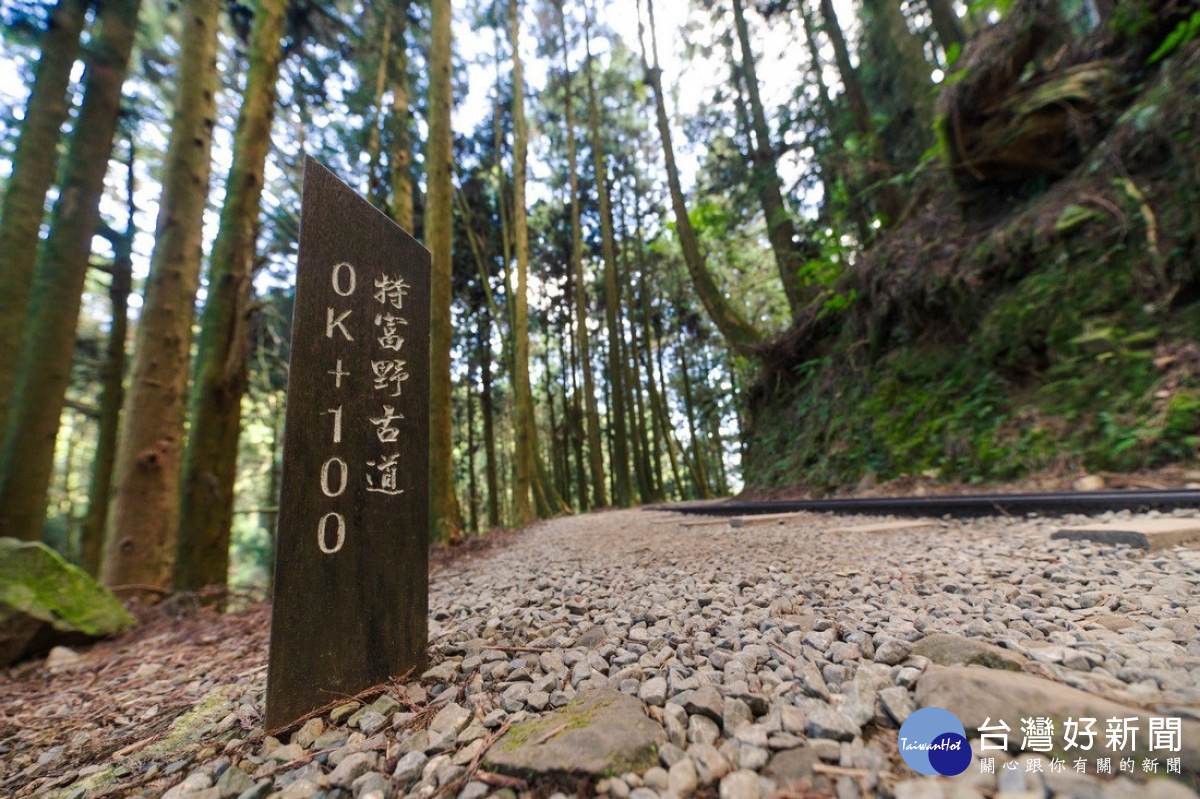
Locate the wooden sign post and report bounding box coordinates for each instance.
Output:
[266,158,430,730]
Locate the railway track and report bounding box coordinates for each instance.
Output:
[650,488,1200,519]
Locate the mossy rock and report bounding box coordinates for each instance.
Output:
[910,632,1026,672]
[484,689,663,778]
[0,537,135,666]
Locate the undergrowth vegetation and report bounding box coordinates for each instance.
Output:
[744,32,1200,494]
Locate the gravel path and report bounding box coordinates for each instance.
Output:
[9,506,1200,798]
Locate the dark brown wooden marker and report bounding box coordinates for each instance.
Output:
[266,158,429,730]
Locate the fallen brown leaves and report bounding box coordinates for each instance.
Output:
[0,602,270,797]
[1,528,527,798]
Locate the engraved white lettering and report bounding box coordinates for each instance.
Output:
[328,359,349,388]
[317,511,346,553]
[370,359,409,397]
[331,261,357,296]
[324,406,343,443]
[374,313,407,350]
[368,405,403,442]
[326,308,354,340]
[373,274,410,309]
[320,457,348,497]
[365,453,403,495]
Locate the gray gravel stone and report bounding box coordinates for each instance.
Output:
[234,780,273,799]
[215,765,255,799]
[874,639,911,666]
[422,662,459,682]
[356,711,387,737]
[643,766,670,791]
[290,719,324,750]
[639,676,667,706]
[723,696,753,733]
[46,508,1200,799]
[658,741,687,767]
[351,771,388,799]
[688,713,721,745]
[690,743,732,785]
[276,779,319,799]
[393,750,427,785]
[664,702,688,747]
[804,704,859,742]
[327,752,375,788]
[684,685,724,723]
[878,685,916,725]
[429,703,472,735]
[669,756,699,796]
[456,782,489,799]
[719,769,762,799]
[795,660,830,701]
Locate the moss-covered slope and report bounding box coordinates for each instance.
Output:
[745,18,1200,494]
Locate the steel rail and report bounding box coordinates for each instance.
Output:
[648,489,1200,519]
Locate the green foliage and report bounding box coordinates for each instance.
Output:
[745,216,1199,491]
[800,226,859,318]
[1110,3,1160,40]
[1147,11,1200,65]
[944,42,963,68]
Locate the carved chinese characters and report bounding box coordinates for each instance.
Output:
[266,159,430,730]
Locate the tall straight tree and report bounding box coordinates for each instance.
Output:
[557,0,606,509]
[0,0,89,423]
[508,0,548,523]
[103,0,222,590]
[81,143,136,576]
[583,10,632,507]
[0,0,142,542]
[640,0,762,357]
[815,0,902,223]
[388,0,414,232]
[926,0,966,52]
[730,0,809,318]
[176,0,288,592]
[364,4,393,206]
[858,0,933,169]
[426,0,462,541]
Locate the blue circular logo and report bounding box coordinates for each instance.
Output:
[898,707,972,775]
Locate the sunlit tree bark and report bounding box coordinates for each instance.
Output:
[926,0,966,52]
[0,0,141,543]
[584,12,633,506]
[650,321,680,496]
[0,0,89,424]
[365,4,393,207]
[176,0,288,593]
[616,189,652,502]
[677,338,710,498]
[816,0,903,223]
[81,145,136,577]
[731,0,809,317]
[558,0,607,509]
[388,0,414,232]
[508,0,566,521]
[479,312,500,527]
[509,0,536,524]
[641,0,762,357]
[426,0,462,541]
[104,0,222,590]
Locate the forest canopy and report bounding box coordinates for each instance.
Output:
[0,0,1197,597]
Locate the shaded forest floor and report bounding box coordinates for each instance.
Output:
[5,476,1200,798]
[0,532,513,798]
